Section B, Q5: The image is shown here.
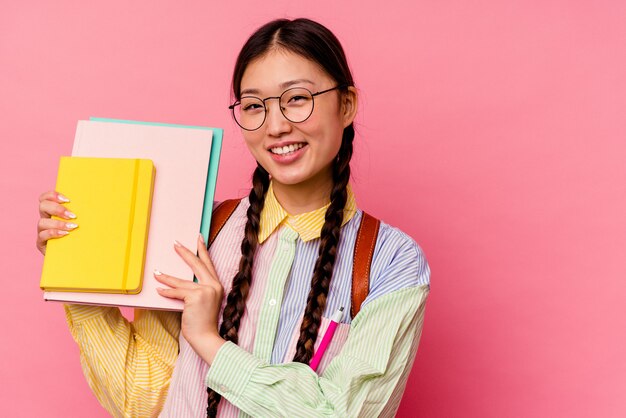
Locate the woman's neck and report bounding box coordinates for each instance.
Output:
[271,173,334,215]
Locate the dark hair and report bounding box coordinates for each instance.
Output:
[206,18,355,417]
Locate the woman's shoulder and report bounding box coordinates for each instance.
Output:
[356,210,431,307]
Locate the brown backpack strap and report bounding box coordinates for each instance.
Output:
[208,199,242,248]
[351,211,381,319]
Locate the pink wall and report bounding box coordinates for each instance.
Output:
[3,1,625,416]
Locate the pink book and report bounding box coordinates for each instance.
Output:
[44,119,214,310]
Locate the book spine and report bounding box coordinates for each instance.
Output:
[121,159,141,293]
[199,129,223,240]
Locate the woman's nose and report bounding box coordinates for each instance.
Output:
[264,100,292,136]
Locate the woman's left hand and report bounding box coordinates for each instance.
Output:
[154,234,226,364]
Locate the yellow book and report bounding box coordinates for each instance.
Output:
[40,156,155,294]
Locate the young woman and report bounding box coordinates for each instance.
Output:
[36,18,431,418]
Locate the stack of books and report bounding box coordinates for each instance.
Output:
[40,118,223,310]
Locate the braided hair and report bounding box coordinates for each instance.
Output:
[206,164,269,416]
[206,18,355,417]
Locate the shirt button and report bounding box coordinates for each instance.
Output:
[269,298,277,306]
[219,384,228,393]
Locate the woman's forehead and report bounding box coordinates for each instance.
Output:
[240,50,331,94]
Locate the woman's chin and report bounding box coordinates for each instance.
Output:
[268,173,308,186]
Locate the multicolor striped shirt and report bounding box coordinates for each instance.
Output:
[64,182,430,417]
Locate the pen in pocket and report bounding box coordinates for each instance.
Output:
[310,307,344,372]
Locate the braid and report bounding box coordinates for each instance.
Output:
[293,124,354,364]
[206,164,270,417]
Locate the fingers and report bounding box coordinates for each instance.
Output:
[38,227,69,241]
[38,193,77,220]
[153,270,199,290]
[36,228,69,255]
[36,219,77,249]
[39,190,70,203]
[36,196,78,254]
[173,240,220,287]
[37,218,78,234]
[174,240,209,278]
[196,234,218,279]
[154,271,222,303]
[155,286,188,301]
[156,279,221,303]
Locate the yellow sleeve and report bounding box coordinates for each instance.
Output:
[64,305,181,418]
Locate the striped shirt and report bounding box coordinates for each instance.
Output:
[64,182,430,417]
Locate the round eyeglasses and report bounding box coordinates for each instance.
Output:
[228,85,346,131]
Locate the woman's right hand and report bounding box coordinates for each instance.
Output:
[37,190,78,255]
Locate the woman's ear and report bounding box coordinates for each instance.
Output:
[341,86,358,128]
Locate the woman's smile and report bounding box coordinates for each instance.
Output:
[268,141,309,163]
[268,141,307,155]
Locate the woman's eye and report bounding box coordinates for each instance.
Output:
[285,95,311,107]
[289,95,307,102]
[242,103,263,112]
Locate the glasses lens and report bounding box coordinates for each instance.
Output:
[280,88,314,123]
[234,96,265,130]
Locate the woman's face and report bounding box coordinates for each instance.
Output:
[238,49,356,190]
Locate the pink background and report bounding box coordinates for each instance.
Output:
[2,1,625,417]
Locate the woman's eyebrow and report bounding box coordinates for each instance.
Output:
[240,79,315,96]
[280,78,315,89]
[240,88,260,95]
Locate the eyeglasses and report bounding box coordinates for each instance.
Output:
[228,84,346,131]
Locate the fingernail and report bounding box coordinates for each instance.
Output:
[174,240,182,247]
[58,194,70,203]
[58,230,69,236]
[154,269,162,275]
[65,211,77,219]
[66,223,78,229]
[199,234,205,244]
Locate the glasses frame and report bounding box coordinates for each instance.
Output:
[228,84,348,131]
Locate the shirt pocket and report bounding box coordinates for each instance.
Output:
[281,315,351,375]
[314,316,351,375]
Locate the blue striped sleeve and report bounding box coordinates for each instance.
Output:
[364,223,431,307]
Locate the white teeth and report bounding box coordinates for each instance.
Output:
[270,143,305,155]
